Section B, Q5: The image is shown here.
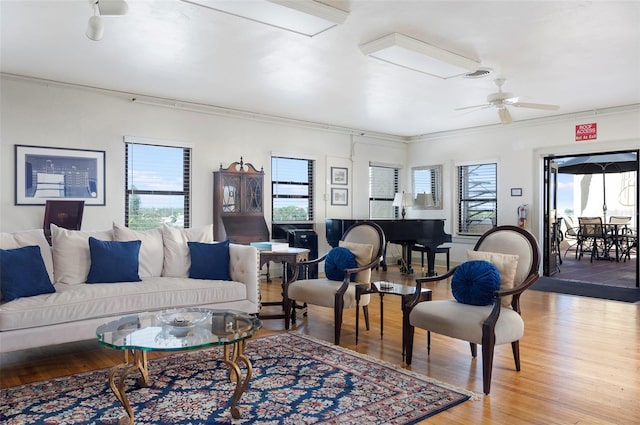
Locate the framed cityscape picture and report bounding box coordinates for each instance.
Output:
[331,167,348,185]
[331,188,348,205]
[15,145,106,205]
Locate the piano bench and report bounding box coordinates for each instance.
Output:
[414,245,450,274]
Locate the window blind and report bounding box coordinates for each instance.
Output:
[369,164,399,219]
[271,156,314,222]
[458,163,497,234]
[125,142,191,230]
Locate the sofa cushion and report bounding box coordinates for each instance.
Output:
[188,240,231,280]
[51,224,113,284]
[324,247,357,281]
[162,224,214,277]
[0,245,56,301]
[113,223,163,277]
[451,260,501,306]
[86,237,142,284]
[0,229,54,285]
[338,240,373,283]
[467,250,519,307]
[0,276,249,332]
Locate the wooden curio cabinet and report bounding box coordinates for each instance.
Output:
[213,157,269,244]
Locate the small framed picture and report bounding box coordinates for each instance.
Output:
[511,188,523,197]
[331,167,348,185]
[331,188,348,206]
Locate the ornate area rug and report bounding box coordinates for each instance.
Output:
[1,332,476,424]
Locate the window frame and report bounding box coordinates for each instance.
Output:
[457,162,497,235]
[369,162,400,219]
[124,137,191,230]
[412,164,442,209]
[271,156,314,223]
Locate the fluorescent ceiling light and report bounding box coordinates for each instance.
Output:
[360,33,480,79]
[97,0,128,16]
[181,0,349,37]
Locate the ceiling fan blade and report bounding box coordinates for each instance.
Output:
[455,103,490,111]
[511,101,559,110]
[498,108,512,124]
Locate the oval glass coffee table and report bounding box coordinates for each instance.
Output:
[96,308,263,424]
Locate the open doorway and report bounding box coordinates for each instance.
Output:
[543,149,638,288]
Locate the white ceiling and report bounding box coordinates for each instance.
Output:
[2,0,640,137]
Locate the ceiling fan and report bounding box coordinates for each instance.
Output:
[456,78,559,124]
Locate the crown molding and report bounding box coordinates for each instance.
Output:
[1,73,408,144]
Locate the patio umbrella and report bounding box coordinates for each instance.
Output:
[557,152,638,223]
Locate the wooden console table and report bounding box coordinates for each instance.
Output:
[258,247,309,320]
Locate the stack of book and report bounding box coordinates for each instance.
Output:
[250,241,290,252]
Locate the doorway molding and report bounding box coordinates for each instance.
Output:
[535,144,639,287]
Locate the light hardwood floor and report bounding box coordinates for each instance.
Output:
[1,265,639,424]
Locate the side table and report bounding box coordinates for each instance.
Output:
[355,281,432,358]
[258,247,309,320]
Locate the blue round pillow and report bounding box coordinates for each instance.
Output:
[325,247,357,281]
[451,260,501,306]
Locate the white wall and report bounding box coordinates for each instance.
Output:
[0,77,406,255]
[407,107,640,264]
[2,77,638,268]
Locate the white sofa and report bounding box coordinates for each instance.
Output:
[0,224,260,353]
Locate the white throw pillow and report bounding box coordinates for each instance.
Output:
[161,224,214,277]
[113,223,163,277]
[339,240,374,283]
[51,224,113,284]
[0,229,55,297]
[467,250,519,307]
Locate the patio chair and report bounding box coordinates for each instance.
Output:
[404,225,540,395]
[577,217,611,262]
[283,221,385,345]
[563,216,581,259]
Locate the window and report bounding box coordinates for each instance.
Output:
[458,163,497,235]
[412,165,442,209]
[271,156,313,222]
[125,139,191,230]
[369,163,399,219]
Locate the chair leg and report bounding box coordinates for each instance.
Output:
[404,323,415,364]
[334,295,345,345]
[469,342,477,358]
[511,340,521,371]
[283,297,292,330]
[482,342,495,395]
[363,305,370,331]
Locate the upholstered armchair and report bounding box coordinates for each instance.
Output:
[404,225,540,395]
[283,221,385,345]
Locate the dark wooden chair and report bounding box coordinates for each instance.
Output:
[404,225,540,395]
[283,221,385,345]
[43,200,84,244]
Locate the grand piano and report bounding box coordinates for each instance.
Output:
[326,219,452,276]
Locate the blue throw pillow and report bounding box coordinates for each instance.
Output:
[188,240,231,280]
[325,247,358,281]
[0,245,55,301]
[451,260,501,306]
[86,237,142,283]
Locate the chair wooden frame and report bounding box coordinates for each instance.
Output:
[403,225,540,395]
[43,200,85,244]
[283,221,385,345]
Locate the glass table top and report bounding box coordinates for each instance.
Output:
[96,308,263,352]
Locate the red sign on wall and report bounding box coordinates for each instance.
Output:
[575,122,597,141]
